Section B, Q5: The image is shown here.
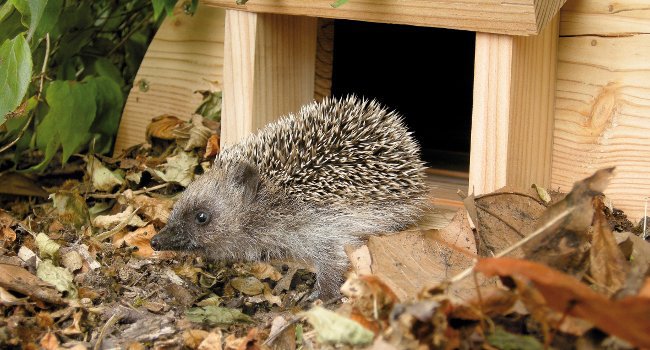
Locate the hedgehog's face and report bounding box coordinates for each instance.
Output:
[150,161,262,260]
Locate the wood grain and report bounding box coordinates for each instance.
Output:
[314,18,334,101]
[221,10,318,146]
[469,16,559,194]
[114,5,226,153]
[203,0,567,36]
[552,0,650,220]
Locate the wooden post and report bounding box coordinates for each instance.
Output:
[221,10,318,146]
[469,15,559,194]
[113,5,226,154]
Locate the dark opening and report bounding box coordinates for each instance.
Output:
[331,20,475,172]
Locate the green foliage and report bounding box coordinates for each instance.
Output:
[0,0,179,171]
[0,34,32,123]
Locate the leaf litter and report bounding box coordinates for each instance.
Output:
[1,114,649,349]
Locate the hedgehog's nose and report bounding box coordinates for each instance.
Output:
[150,228,167,251]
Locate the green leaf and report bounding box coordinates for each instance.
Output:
[301,306,374,346]
[89,76,124,154]
[34,0,62,38]
[93,58,125,87]
[0,8,27,44]
[331,0,349,8]
[151,0,177,20]
[26,0,47,40]
[0,2,15,23]
[0,34,33,124]
[486,327,543,350]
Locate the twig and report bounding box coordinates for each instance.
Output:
[475,191,548,206]
[93,311,122,350]
[448,206,575,284]
[0,33,50,154]
[87,183,170,199]
[107,13,152,56]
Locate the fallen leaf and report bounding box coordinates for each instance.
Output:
[146,115,184,141]
[230,277,265,296]
[0,172,48,197]
[590,199,629,295]
[36,233,61,259]
[522,168,615,275]
[0,286,28,305]
[486,327,543,350]
[50,191,89,228]
[0,263,65,305]
[61,250,83,272]
[93,205,147,229]
[148,151,198,187]
[175,115,213,151]
[532,184,551,204]
[87,156,124,192]
[185,306,252,326]
[118,225,158,258]
[614,232,650,297]
[184,329,210,349]
[37,260,77,298]
[267,316,295,350]
[205,134,221,158]
[475,257,650,349]
[40,332,60,350]
[301,306,374,346]
[341,275,398,322]
[368,210,479,300]
[198,329,223,350]
[245,262,282,281]
[119,191,173,224]
[2,226,16,243]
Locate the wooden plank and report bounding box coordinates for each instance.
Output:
[469,15,559,194]
[203,0,567,36]
[552,0,650,221]
[114,5,226,154]
[221,10,318,146]
[314,18,334,101]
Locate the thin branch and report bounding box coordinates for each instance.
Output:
[87,183,170,199]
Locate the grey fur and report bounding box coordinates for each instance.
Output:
[151,96,428,298]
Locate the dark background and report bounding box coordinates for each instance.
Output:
[331,20,476,172]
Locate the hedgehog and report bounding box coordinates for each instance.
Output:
[151,96,429,298]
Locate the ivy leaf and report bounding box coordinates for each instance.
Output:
[0,34,33,124]
[94,58,125,87]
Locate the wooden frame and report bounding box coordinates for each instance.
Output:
[203,0,565,36]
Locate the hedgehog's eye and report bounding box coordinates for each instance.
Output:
[195,211,210,225]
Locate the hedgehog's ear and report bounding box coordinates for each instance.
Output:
[232,161,261,201]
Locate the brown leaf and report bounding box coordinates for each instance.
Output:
[205,134,221,158]
[198,330,223,350]
[368,210,478,300]
[0,172,48,197]
[341,275,399,327]
[0,264,66,305]
[120,191,173,224]
[590,199,629,295]
[146,115,184,141]
[40,332,60,350]
[522,168,615,271]
[121,225,158,258]
[450,287,517,320]
[184,329,210,349]
[475,257,650,349]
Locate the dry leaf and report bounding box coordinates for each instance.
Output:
[205,134,221,158]
[368,210,478,300]
[120,191,173,224]
[590,199,629,295]
[184,329,210,349]
[120,225,158,258]
[146,115,184,141]
[93,205,147,229]
[475,257,650,349]
[0,172,48,197]
[40,332,60,350]
[245,262,282,281]
[230,277,265,296]
[0,264,66,305]
[198,330,223,350]
[148,151,198,187]
[301,306,374,346]
[50,191,89,228]
[267,316,295,350]
[87,156,124,192]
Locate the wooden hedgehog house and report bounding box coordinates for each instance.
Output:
[114,0,650,222]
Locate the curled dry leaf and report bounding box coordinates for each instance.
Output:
[230,277,265,296]
[36,233,61,259]
[245,262,282,281]
[93,205,147,229]
[37,260,78,299]
[205,134,220,159]
[50,191,89,229]
[341,275,398,321]
[475,257,650,349]
[146,115,184,141]
[120,191,173,224]
[87,155,124,192]
[40,332,60,350]
[148,151,198,187]
[183,329,210,349]
[175,115,213,151]
[198,329,223,350]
